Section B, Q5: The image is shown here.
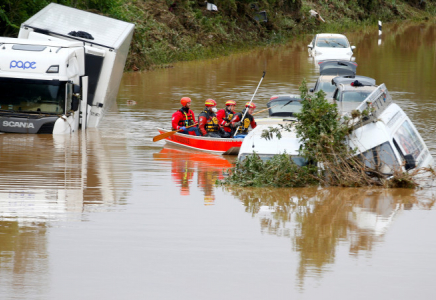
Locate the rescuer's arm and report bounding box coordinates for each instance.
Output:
[198,115,208,135]
[171,111,182,130]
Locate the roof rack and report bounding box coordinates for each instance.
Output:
[342,83,393,129]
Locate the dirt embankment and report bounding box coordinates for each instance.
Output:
[124,0,434,71]
[1,1,432,71]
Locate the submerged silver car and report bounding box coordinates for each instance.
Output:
[310,60,358,100]
[331,76,377,113]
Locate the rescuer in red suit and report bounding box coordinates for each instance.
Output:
[171,97,200,136]
[216,100,236,138]
[198,99,221,137]
[230,102,257,137]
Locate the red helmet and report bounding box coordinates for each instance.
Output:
[225,100,236,106]
[205,99,217,107]
[180,97,191,106]
[245,102,256,109]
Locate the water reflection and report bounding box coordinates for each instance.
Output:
[223,185,435,287]
[0,129,131,294]
[0,131,131,223]
[153,145,234,205]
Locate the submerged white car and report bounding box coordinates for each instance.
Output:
[308,33,356,61]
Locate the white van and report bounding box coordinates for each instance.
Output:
[346,84,434,174]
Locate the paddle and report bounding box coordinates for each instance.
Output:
[237,99,293,120]
[153,123,198,142]
[234,71,266,136]
[251,104,279,116]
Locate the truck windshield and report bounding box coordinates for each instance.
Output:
[0,79,66,114]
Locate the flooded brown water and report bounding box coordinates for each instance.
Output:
[1,21,436,299]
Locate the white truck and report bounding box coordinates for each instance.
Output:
[0,3,134,134]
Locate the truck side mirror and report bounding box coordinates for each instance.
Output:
[71,95,79,111]
[73,84,81,94]
[404,154,416,170]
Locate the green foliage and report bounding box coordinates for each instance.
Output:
[218,152,319,187]
[294,80,349,162]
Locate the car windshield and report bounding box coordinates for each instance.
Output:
[0,79,66,114]
[316,37,349,48]
[318,81,337,94]
[359,142,400,175]
[268,99,302,117]
[342,91,371,102]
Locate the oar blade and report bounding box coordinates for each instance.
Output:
[153,130,177,142]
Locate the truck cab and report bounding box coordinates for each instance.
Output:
[0,38,84,133]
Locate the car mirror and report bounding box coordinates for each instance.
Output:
[351,45,356,50]
[308,44,313,49]
[73,84,81,94]
[71,95,79,111]
[404,154,416,170]
[309,88,314,93]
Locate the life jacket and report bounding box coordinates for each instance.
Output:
[178,107,194,127]
[223,108,234,123]
[236,109,254,134]
[199,109,219,132]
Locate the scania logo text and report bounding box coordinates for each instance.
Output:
[10,60,36,70]
[3,121,35,128]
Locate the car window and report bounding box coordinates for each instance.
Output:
[342,91,371,102]
[316,37,349,48]
[333,89,340,101]
[359,141,400,175]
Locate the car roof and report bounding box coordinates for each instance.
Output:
[318,60,357,76]
[316,33,348,39]
[318,75,337,81]
[332,75,376,87]
[340,85,378,92]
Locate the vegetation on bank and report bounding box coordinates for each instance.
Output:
[1,0,435,71]
[218,80,435,188]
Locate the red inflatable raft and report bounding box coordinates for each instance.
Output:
[156,128,242,155]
